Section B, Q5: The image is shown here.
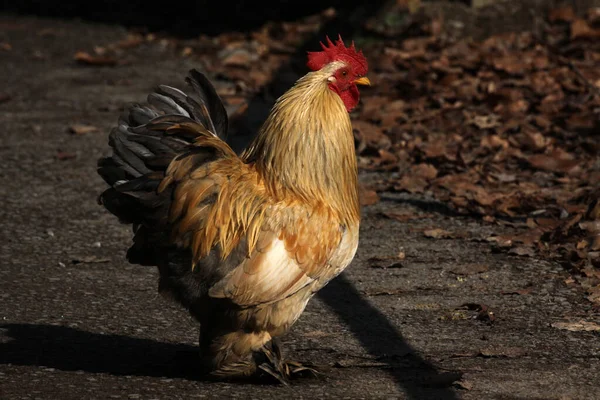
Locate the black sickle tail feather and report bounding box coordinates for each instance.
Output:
[97,69,229,266]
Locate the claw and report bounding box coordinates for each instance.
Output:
[258,362,290,385]
[253,340,322,383]
[285,361,321,378]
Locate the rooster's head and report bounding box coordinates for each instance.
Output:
[307,35,370,112]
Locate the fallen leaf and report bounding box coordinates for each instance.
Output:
[527,153,580,174]
[74,51,118,66]
[359,187,380,206]
[395,175,428,194]
[412,163,438,180]
[481,135,509,149]
[486,235,513,247]
[470,114,501,129]
[376,149,398,166]
[353,121,391,154]
[587,286,600,303]
[69,124,99,135]
[571,19,600,40]
[115,34,144,49]
[551,320,600,332]
[424,228,454,239]
[548,6,576,23]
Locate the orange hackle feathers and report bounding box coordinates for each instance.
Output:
[242,61,360,233]
[307,35,368,76]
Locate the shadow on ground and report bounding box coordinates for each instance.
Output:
[0,323,199,379]
[319,274,459,399]
[1,274,458,398]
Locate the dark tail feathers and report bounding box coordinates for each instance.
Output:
[97,69,229,265]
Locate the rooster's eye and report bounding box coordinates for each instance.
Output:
[341,70,348,76]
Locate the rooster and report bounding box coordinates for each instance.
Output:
[97,36,370,382]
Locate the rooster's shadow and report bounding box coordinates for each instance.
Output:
[0,322,208,380]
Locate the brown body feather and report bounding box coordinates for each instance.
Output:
[98,64,360,378]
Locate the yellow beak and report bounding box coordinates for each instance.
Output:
[354,76,371,86]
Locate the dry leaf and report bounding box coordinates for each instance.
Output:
[115,34,144,49]
[69,124,99,135]
[412,163,438,179]
[527,153,579,174]
[359,188,380,206]
[74,51,118,66]
[548,6,576,23]
[551,320,600,332]
[423,228,454,239]
[395,175,428,194]
[508,246,535,257]
[571,19,600,40]
[353,121,391,154]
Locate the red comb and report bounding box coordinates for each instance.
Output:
[307,35,368,75]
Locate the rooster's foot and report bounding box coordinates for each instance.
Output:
[255,339,321,384]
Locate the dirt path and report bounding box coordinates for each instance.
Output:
[1,14,600,400]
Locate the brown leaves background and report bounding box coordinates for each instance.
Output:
[354,5,600,292]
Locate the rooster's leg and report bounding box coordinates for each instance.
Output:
[200,331,319,383]
[204,330,267,380]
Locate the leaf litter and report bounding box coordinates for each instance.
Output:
[354,5,600,304]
